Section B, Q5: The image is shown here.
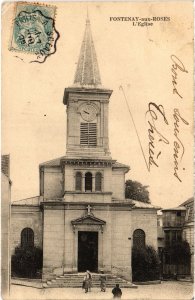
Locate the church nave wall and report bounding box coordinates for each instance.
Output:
[11,207,42,255]
[131,209,158,249]
[43,167,63,199]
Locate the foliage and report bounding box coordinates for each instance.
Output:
[125,180,150,203]
[11,246,43,279]
[132,245,160,281]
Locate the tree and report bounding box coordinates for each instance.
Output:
[132,245,160,281]
[125,180,150,203]
[11,246,43,279]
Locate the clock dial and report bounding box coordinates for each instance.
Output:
[80,104,97,122]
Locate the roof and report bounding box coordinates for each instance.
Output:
[112,162,130,169]
[73,17,101,87]
[162,206,186,212]
[39,156,65,167]
[122,199,160,209]
[180,197,194,223]
[131,199,161,209]
[180,197,194,206]
[12,196,40,206]
[1,154,10,177]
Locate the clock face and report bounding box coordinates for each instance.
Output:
[80,104,97,122]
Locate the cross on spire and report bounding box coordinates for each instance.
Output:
[73,16,101,87]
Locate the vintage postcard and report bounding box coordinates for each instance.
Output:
[1,1,194,300]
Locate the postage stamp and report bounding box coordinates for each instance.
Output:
[9,2,60,63]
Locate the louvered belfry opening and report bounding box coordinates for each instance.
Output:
[80,123,97,146]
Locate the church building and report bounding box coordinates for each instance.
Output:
[11,17,159,281]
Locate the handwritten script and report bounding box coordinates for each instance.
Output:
[120,53,189,182]
[173,108,189,182]
[171,55,188,99]
[145,102,169,171]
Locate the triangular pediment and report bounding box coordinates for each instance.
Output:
[71,214,106,226]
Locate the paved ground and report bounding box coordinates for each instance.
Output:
[8,281,194,300]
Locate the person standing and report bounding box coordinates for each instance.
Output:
[83,271,89,293]
[112,284,122,298]
[99,271,107,292]
[87,270,92,292]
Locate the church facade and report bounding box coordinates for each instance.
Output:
[11,17,159,281]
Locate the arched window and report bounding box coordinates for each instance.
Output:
[21,228,34,248]
[85,172,92,192]
[133,229,145,248]
[75,172,82,191]
[95,172,102,192]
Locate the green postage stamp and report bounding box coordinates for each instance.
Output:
[9,2,59,63]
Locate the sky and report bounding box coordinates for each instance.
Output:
[2,2,194,208]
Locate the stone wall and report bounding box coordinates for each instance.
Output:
[43,167,63,199]
[65,92,110,157]
[1,173,11,298]
[64,164,113,202]
[61,206,113,273]
[11,206,42,255]
[42,208,65,279]
[112,169,125,199]
[131,209,158,249]
[111,209,132,280]
[42,204,132,281]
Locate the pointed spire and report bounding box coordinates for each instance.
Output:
[73,16,102,87]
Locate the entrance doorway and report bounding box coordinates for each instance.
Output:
[78,231,98,272]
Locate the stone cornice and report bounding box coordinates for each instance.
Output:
[63,87,113,105]
[41,201,133,211]
[61,158,116,167]
[64,191,112,195]
[11,206,41,213]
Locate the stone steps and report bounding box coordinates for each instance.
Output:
[43,273,137,288]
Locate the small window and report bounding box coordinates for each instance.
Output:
[21,228,34,248]
[85,172,92,192]
[95,172,102,191]
[75,172,82,191]
[177,211,181,217]
[133,229,145,248]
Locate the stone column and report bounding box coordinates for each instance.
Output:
[99,227,104,271]
[92,175,95,192]
[101,175,104,192]
[72,227,77,272]
[82,174,85,192]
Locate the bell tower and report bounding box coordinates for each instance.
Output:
[63,17,112,159]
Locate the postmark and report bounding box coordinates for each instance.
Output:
[9,2,60,63]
